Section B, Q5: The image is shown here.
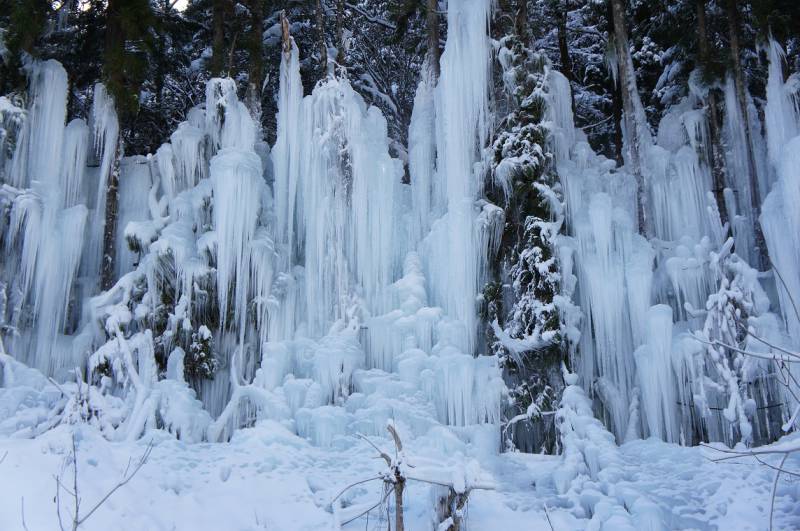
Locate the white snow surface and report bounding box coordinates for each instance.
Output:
[0,421,798,530]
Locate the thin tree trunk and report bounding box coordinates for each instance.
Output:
[335,0,345,65]
[315,0,327,78]
[515,0,528,41]
[556,1,576,115]
[427,0,440,79]
[245,0,264,124]
[394,477,405,531]
[609,0,650,236]
[724,0,766,265]
[100,139,123,291]
[695,0,728,226]
[104,0,125,108]
[211,0,225,76]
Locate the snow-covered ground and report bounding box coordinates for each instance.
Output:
[1,422,797,530]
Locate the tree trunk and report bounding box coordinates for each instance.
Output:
[315,0,328,78]
[245,0,264,124]
[211,0,226,76]
[104,0,125,109]
[556,1,576,114]
[335,0,345,65]
[100,139,123,291]
[695,0,728,227]
[724,0,766,266]
[394,477,405,531]
[427,0,440,79]
[515,0,528,42]
[609,0,651,236]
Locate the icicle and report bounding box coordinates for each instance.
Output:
[761,136,800,345]
[409,68,438,243]
[170,121,206,191]
[764,39,799,179]
[422,0,492,354]
[211,148,263,335]
[31,205,88,372]
[272,39,303,255]
[116,157,153,277]
[61,119,89,208]
[546,69,576,164]
[634,305,679,442]
[8,60,68,190]
[86,83,120,280]
[205,78,255,154]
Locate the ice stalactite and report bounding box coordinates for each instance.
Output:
[422,0,492,355]
[211,148,263,336]
[8,60,67,190]
[2,61,91,374]
[115,157,153,278]
[85,82,120,281]
[764,39,799,180]
[61,119,90,208]
[721,76,768,266]
[281,70,403,337]
[408,68,437,245]
[634,305,679,443]
[206,78,256,156]
[760,43,800,418]
[272,40,303,261]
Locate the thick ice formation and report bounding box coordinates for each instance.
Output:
[552,39,799,446]
[1,6,798,491]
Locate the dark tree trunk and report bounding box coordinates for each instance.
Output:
[556,1,576,115]
[315,0,327,78]
[394,477,405,531]
[104,0,124,103]
[427,0,440,79]
[101,139,123,291]
[609,0,650,236]
[515,0,528,42]
[335,0,345,65]
[211,0,226,76]
[245,0,265,123]
[695,0,729,227]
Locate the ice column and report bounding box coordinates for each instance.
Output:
[423,0,492,354]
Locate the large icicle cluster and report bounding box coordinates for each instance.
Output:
[0,0,506,451]
[553,38,799,447]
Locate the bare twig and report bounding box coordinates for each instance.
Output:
[543,502,555,531]
[768,260,800,324]
[21,497,30,531]
[770,453,789,531]
[54,431,153,530]
[340,486,395,526]
[692,336,800,363]
[76,441,153,526]
[356,433,391,466]
[329,476,382,505]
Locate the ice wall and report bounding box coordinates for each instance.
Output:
[553,39,800,446]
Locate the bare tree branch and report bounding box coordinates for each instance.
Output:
[770,453,789,531]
